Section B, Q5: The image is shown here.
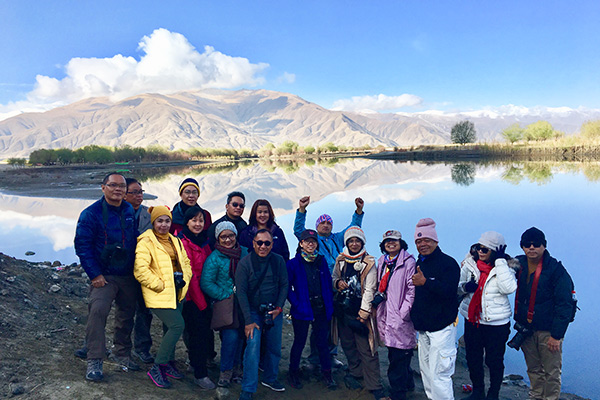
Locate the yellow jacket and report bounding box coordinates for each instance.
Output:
[134,229,192,309]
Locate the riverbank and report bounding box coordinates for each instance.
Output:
[0,252,589,399]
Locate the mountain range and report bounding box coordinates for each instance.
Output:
[1,89,599,159]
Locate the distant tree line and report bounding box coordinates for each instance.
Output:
[23,141,373,166]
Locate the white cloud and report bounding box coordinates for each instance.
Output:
[333,186,425,204]
[0,210,76,251]
[0,28,269,121]
[331,93,423,112]
[277,72,296,84]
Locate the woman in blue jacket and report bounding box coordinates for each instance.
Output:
[286,229,336,390]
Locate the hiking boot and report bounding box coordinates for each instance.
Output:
[113,356,141,372]
[194,376,216,390]
[218,369,233,388]
[343,374,363,390]
[85,359,104,381]
[287,369,303,389]
[75,347,88,359]
[148,364,171,389]
[238,391,253,400]
[261,380,286,392]
[162,361,184,380]
[323,369,337,390]
[133,350,155,364]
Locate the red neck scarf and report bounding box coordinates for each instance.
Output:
[467,260,494,325]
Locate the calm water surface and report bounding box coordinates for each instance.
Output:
[0,159,598,397]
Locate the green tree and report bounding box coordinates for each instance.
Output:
[581,120,600,139]
[524,121,554,141]
[29,149,57,165]
[501,123,524,143]
[55,148,75,164]
[7,158,26,166]
[451,163,476,186]
[451,120,477,145]
[304,145,315,154]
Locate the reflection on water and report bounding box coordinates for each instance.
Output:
[0,158,598,397]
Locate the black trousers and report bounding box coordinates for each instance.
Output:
[464,321,510,396]
[387,347,414,400]
[182,300,212,379]
[133,283,153,354]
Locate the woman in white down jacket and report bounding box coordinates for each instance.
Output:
[457,231,518,400]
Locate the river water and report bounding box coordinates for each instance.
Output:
[0,158,597,397]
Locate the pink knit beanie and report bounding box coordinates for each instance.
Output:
[414,218,439,242]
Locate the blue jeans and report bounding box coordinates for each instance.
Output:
[242,311,283,393]
[220,328,243,372]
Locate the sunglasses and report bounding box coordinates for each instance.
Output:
[230,202,245,209]
[521,241,542,248]
[475,244,490,254]
[254,240,272,247]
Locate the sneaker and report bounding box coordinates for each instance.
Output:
[133,350,155,364]
[148,364,171,389]
[287,369,303,389]
[344,374,363,390]
[113,356,141,372]
[322,370,337,390]
[85,359,104,381]
[238,391,253,400]
[194,376,216,390]
[162,361,184,380]
[232,365,243,384]
[331,357,345,369]
[261,380,286,392]
[371,388,388,400]
[218,370,233,388]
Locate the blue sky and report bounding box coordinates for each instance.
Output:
[1,1,599,120]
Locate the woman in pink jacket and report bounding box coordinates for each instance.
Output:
[177,206,216,390]
[375,230,417,400]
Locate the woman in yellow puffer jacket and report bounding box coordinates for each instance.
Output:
[134,205,192,389]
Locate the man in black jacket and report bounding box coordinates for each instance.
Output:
[208,191,248,248]
[514,227,574,400]
[235,229,288,400]
[410,218,460,400]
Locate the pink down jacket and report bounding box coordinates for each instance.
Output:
[375,249,417,350]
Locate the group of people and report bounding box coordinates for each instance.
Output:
[74,172,576,400]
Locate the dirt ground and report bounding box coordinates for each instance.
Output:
[0,252,589,400]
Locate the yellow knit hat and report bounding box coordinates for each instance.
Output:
[149,205,172,224]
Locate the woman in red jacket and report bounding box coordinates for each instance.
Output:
[177,206,216,390]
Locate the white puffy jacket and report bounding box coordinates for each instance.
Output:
[458,255,518,325]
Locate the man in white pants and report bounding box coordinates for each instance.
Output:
[410,218,460,399]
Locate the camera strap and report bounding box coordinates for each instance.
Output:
[102,200,126,246]
[515,257,544,323]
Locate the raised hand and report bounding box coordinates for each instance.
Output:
[298,196,310,213]
[355,197,364,214]
[495,244,507,259]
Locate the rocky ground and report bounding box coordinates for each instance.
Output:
[0,252,589,400]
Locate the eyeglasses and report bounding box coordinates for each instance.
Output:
[521,241,542,248]
[219,233,236,242]
[254,240,272,247]
[127,190,144,195]
[183,190,199,196]
[105,183,126,189]
[475,244,490,254]
[231,202,245,209]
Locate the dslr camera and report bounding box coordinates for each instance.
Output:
[259,303,276,329]
[507,321,533,350]
[371,292,386,308]
[100,243,129,269]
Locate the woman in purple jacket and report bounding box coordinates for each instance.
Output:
[375,230,417,400]
[286,229,336,390]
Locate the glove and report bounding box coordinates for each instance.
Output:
[173,272,186,290]
[495,244,507,259]
[464,279,478,293]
